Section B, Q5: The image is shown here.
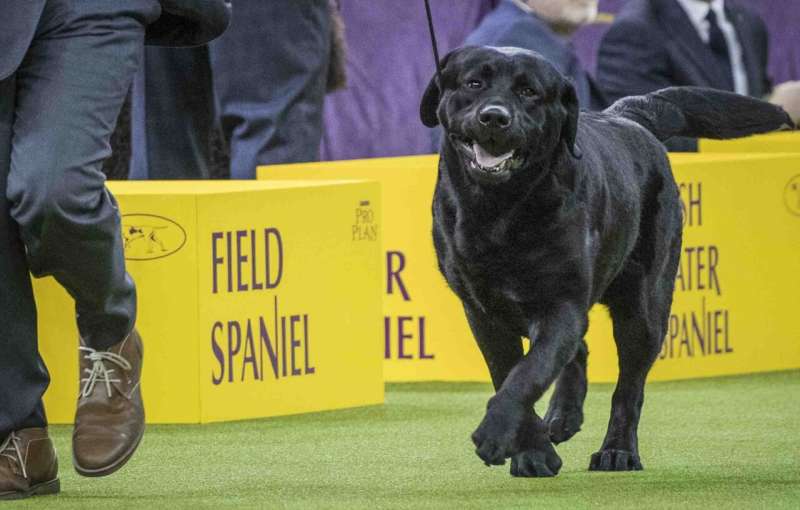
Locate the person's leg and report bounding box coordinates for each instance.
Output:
[129,46,215,180]
[209,0,332,178]
[6,0,160,478]
[0,74,48,443]
[7,0,160,352]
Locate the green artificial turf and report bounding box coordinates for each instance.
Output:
[10,371,800,509]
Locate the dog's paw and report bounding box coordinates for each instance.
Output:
[471,397,532,466]
[471,434,509,466]
[588,449,643,471]
[510,441,562,478]
[544,406,583,445]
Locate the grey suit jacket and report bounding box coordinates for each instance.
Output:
[0,0,230,80]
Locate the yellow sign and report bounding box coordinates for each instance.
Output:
[648,154,800,380]
[260,153,800,383]
[261,158,488,382]
[700,131,800,153]
[36,180,384,423]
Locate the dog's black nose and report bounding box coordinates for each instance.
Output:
[478,105,511,129]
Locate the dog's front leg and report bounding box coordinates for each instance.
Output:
[471,303,587,477]
[463,304,524,391]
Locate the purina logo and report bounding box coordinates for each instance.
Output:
[785,174,800,217]
[122,214,187,261]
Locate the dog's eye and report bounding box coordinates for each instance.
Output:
[518,87,540,100]
[465,80,483,90]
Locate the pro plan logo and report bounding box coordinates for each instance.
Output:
[352,200,378,241]
[785,174,800,217]
[122,214,187,261]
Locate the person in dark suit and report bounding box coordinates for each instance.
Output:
[596,0,800,150]
[466,0,607,110]
[0,0,228,499]
[130,0,337,180]
[598,0,771,100]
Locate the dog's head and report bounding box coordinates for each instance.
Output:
[421,46,579,185]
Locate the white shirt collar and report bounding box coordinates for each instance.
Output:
[675,0,726,29]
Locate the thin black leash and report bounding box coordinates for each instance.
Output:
[423,0,443,86]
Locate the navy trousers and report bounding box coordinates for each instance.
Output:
[0,0,158,439]
[130,0,331,180]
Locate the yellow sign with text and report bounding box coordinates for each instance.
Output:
[260,153,800,383]
[700,131,800,153]
[261,158,488,381]
[35,180,384,423]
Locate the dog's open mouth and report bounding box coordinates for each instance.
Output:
[450,135,524,181]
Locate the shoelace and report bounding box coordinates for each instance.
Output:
[79,346,132,399]
[0,432,26,479]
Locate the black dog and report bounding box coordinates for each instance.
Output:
[420,46,792,477]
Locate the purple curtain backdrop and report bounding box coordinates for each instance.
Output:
[321,0,799,161]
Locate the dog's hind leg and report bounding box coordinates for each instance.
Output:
[591,249,679,471]
[589,303,662,471]
[544,339,588,444]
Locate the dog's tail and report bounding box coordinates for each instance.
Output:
[606,86,794,142]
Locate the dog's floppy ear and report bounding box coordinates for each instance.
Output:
[560,79,581,158]
[420,50,458,128]
[420,75,442,128]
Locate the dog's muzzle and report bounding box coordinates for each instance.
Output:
[449,132,526,183]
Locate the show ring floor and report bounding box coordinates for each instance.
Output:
[17,370,800,509]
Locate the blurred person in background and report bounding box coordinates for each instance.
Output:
[465,0,607,110]
[130,0,345,180]
[596,0,800,150]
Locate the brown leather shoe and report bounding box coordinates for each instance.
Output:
[73,329,145,477]
[0,428,60,500]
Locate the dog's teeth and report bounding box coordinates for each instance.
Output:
[473,144,514,168]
